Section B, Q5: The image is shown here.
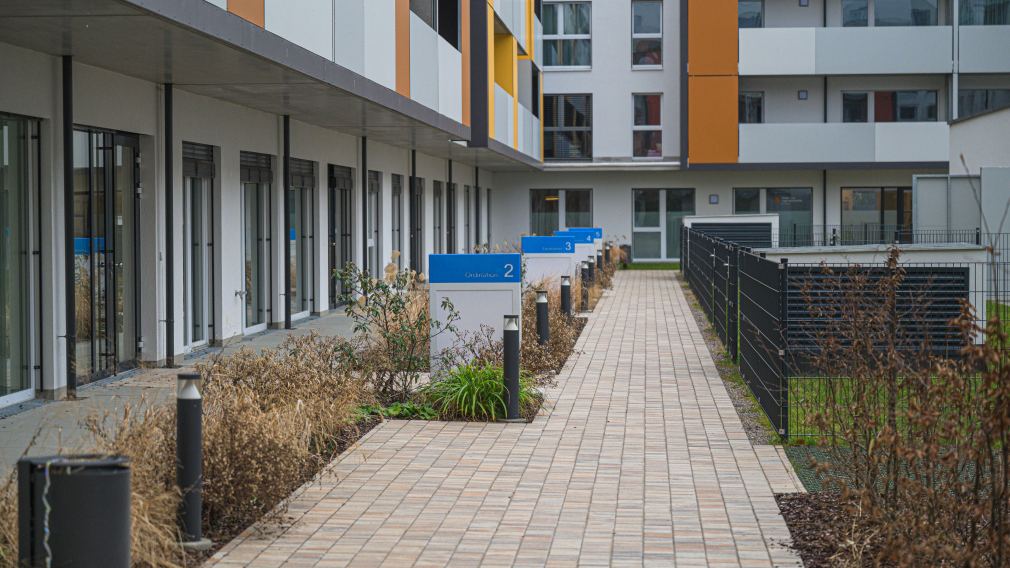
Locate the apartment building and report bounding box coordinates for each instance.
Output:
[0,0,544,406]
[492,0,1010,261]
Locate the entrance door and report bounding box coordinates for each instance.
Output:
[328,165,352,308]
[72,129,140,384]
[241,152,272,334]
[366,171,381,274]
[288,158,315,319]
[184,173,212,348]
[1,114,38,406]
[632,188,695,261]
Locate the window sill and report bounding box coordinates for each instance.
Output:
[632,65,663,71]
[544,66,593,72]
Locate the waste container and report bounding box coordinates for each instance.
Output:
[19,455,131,568]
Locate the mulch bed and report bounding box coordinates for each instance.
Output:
[776,492,854,567]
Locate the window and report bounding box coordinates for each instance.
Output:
[411,0,460,48]
[632,189,695,260]
[543,2,591,67]
[842,0,869,26]
[875,90,938,122]
[633,94,662,158]
[734,188,761,213]
[632,0,662,67]
[446,183,457,253]
[875,0,938,26]
[739,0,764,28]
[961,0,1010,24]
[767,188,813,246]
[433,181,444,254]
[842,92,869,123]
[739,92,764,124]
[959,89,1010,118]
[530,189,593,235]
[544,94,592,161]
[392,174,403,267]
[841,187,913,243]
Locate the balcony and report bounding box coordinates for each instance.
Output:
[959,25,1010,73]
[516,104,541,160]
[493,84,514,146]
[739,26,953,76]
[738,122,949,165]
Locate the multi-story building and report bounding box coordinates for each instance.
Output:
[1,0,1008,408]
[493,0,1010,261]
[0,0,543,406]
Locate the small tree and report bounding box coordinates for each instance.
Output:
[338,262,459,404]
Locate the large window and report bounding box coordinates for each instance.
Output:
[960,89,1010,118]
[961,0,1010,24]
[739,0,764,28]
[843,0,869,26]
[632,188,695,260]
[875,0,938,26]
[767,188,813,246]
[841,187,913,243]
[875,90,938,122]
[543,2,591,67]
[733,188,761,214]
[530,189,592,235]
[633,94,662,158]
[842,92,869,123]
[544,94,592,161]
[632,0,662,67]
[739,92,764,124]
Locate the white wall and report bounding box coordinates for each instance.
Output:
[543,0,680,160]
[950,107,1010,175]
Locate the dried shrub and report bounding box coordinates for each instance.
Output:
[338,263,458,404]
[801,247,1010,566]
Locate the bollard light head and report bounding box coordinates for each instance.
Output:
[561,275,571,286]
[581,260,589,269]
[504,314,520,331]
[536,290,548,303]
[177,372,203,400]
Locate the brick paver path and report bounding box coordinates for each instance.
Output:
[209,271,802,567]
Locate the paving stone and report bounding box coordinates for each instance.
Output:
[207,272,802,567]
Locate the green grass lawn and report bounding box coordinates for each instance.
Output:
[622,262,680,271]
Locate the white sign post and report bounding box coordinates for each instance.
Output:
[428,254,523,368]
[522,235,577,288]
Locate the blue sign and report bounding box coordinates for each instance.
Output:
[429,254,522,283]
[522,236,576,254]
[554,231,594,244]
[73,237,106,255]
[565,227,603,239]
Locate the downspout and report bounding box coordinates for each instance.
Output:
[411,149,417,270]
[283,115,291,329]
[63,56,77,392]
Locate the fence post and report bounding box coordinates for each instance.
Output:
[778,258,790,440]
[728,244,738,360]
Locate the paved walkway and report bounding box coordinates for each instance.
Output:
[0,313,355,472]
[209,271,802,567]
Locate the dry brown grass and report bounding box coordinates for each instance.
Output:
[0,332,368,567]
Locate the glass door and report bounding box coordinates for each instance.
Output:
[241,152,272,333]
[766,188,813,246]
[289,180,315,319]
[184,176,212,348]
[328,165,352,308]
[72,129,140,384]
[633,188,695,261]
[0,115,38,406]
[410,177,423,271]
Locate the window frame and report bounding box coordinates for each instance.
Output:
[543,93,593,162]
[739,91,765,124]
[842,91,870,123]
[631,0,663,69]
[529,188,594,235]
[632,93,663,159]
[543,1,592,69]
[631,188,696,261]
[738,0,764,28]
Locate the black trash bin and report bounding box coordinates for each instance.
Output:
[19,455,131,568]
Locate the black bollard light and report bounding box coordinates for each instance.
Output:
[560,275,572,316]
[536,290,550,345]
[604,242,611,266]
[596,252,603,274]
[581,260,590,312]
[177,373,212,551]
[588,257,596,284]
[502,315,524,422]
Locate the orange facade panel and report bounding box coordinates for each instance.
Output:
[396,0,411,97]
[228,0,264,27]
[687,0,737,76]
[688,76,738,164]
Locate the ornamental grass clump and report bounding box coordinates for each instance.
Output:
[797,247,1010,566]
[420,364,538,422]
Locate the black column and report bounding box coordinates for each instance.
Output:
[164,83,175,368]
[283,116,292,330]
[62,56,77,394]
[361,137,368,272]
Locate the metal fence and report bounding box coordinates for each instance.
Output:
[681,226,1010,439]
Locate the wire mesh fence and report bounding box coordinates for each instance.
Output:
[682,225,1010,439]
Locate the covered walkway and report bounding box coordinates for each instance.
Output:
[209,271,802,567]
